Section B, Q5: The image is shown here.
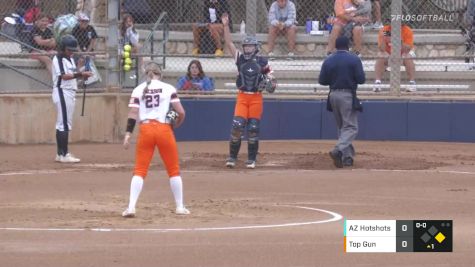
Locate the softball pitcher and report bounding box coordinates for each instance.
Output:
[221,14,276,169]
[52,35,92,163]
[122,62,189,218]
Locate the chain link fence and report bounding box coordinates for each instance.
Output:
[0,0,474,94]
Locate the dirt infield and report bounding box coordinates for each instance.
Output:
[0,140,474,267]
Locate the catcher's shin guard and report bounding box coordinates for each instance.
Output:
[229,139,241,159]
[229,116,246,159]
[247,118,260,161]
[248,138,259,161]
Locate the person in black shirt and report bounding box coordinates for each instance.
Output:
[30,13,56,74]
[319,36,365,168]
[72,13,97,69]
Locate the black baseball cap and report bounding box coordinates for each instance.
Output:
[335,36,350,50]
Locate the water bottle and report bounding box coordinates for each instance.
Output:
[240,20,246,35]
[306,18,312,34]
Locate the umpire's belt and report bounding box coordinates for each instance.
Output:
[330,89,353,92]
[239,90,261,95]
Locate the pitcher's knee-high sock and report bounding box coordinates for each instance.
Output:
[169,176,184,208]
[128,175,144,210]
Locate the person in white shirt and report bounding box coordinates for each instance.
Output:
[52,35,92,163]
[122,61,190,218]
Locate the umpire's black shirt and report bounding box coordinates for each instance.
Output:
[319,50,365,91]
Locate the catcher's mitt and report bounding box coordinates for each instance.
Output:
[258,74,277,93]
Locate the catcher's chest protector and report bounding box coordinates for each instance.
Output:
[237,56,262,92]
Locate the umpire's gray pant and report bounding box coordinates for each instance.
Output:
[329,90,358,159]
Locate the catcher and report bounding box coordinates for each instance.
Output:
[221,14,277,169]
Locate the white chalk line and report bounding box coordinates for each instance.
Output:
[2,167,475,177]
[0,205,342,233]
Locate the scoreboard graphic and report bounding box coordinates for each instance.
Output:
[344,220,453,253]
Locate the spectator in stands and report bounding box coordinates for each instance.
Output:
[373,24,416,92]
[177,60,214,91]
[267,0,297,58]
[72,12,97,70]
[30,12,56,74]
[192,0,231,57]
[326,0,371,57]
[120,14,142,76]
[371,0,383,29]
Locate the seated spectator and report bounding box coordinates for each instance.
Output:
[373,24,416,93]
[267,0,297,57]
[192,0,231,57]
[30,13,56,74]
[72,12,97,69]
[119,14,142,74]
[326,0,371,57]
[370,0,383,29]
[176,60,214,91]
[341,0,371,44]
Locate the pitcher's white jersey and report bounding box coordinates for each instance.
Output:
[128,80,180,123]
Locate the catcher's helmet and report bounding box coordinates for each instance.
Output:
[242,35,259,60]
[60,34,79,52]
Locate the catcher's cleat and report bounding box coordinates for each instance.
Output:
[122,208,136,218]
[329,150,343,168]
[175,207,190,215]
[225,158,236,168]
[245,160,256,169]
[55,155,61,162]
[343,157,354,167]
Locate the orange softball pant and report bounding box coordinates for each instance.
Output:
[134,120,180,178]
[234,91,263,119]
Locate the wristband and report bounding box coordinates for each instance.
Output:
[73,72,82,79]
[126,118,136,133]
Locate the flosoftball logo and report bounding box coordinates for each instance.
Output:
[391,14,455,22]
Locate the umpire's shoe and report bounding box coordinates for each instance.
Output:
[329,150,343,168]
[225,157,236,168]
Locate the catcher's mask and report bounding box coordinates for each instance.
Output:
[242,35,259,60]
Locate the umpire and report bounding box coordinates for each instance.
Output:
[319,36,365,168]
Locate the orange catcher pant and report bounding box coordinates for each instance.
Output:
[134,120,180,178]
[234,91,263,119]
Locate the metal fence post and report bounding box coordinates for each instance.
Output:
[246,0,257,35]
[390,0,402,95]
[107,0,120,91]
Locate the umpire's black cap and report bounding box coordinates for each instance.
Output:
[335,36,350,51]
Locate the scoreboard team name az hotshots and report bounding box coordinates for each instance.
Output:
[344,220,453,253]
